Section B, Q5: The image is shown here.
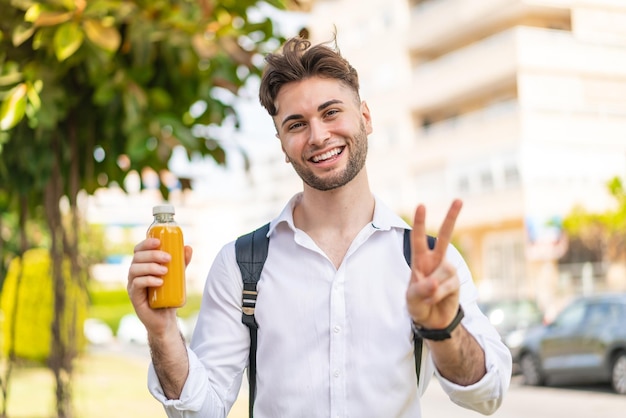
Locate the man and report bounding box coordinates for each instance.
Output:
[127,36,512,417]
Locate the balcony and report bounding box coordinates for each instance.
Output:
[418,100,520,149]
[411,25,626,114]
[409,0,572,55]
[411,28,519,113]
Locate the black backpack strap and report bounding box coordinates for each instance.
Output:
[235,222,270,418]
[403,229,436,387]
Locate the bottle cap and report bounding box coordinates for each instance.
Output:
[153,204,175,215]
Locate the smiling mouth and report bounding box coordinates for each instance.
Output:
[311,147,344,163]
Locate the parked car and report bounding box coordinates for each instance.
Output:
[478,298,544,362]
[117,313,148,345]
[515,293,626,394]
[116,313,192,345]
[83,318,114,345]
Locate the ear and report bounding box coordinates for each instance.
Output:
[361,101,373,134]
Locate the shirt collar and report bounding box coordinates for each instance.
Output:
[267,193,410,237]
[370,196,411,231]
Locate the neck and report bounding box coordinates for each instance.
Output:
[293,170,374,235]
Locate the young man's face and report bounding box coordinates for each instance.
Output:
[272,76,373,192]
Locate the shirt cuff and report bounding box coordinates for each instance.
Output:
[147,346,218,416]
[434,334,511,414]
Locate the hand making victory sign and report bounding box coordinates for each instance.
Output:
[406,199,464,330]
[407,199,489,386]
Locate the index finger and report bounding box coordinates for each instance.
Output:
[131,238,169,266]
[133,237,161,253]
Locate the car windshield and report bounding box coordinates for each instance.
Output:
[550,300,586,329]
[479,300,543,333]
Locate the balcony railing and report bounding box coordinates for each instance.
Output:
[411,25,626,113]
[411,27,519,111]
[420,99,519,141]
[409,0,573,53]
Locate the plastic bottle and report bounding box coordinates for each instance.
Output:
[147,204,186,309]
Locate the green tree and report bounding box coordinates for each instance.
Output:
[561,176,626,264]
[0,0,305,416]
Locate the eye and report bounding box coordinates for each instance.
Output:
[325,109,339,118]
[287,121,305,131]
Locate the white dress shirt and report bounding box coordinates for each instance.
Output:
[148,194,512,417]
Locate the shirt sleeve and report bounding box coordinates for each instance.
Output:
[430,244,513,415]
[147,346,225,417]
[146,242,249,418]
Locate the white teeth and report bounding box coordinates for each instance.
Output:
[312,148,341,163]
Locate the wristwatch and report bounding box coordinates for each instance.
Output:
[411,306,465,341]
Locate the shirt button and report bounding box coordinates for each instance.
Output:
[334,370,340,378]
[333,326,341,333]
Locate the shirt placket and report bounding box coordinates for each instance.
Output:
[329,267,347,418]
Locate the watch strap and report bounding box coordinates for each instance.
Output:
[412,306,465,341]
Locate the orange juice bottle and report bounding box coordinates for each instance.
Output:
[147,204,186,309]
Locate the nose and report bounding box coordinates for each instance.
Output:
[308,119,330,146]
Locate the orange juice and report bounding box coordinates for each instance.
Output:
[147,206,186,309]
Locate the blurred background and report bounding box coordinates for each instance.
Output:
[1,0,626,417]
[88,0,626,317]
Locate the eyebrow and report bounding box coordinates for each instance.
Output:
[280,99,344,128]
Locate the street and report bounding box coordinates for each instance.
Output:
[227,372,624,418]
[105,342,625,418]
[421,375,624,418]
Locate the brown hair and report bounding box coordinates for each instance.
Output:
[259,36,360,116]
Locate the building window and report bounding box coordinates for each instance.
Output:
[457,175,470,194]
[504,165,520,186]
[410,0,438,8]
[480,170,494,191]
[485,234,526,295]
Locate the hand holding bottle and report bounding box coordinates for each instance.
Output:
[146,204,186,309]
[127,204,192,340]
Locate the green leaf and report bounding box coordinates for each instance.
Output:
[12,23,36,46]
[0,83,28,131]
[126,129,149,161]
[53,22,84,61]
[264,0,287,10]
[84,0,131,16]
[83,19,121,53]
[93,81,116,105]
[208,144,226,165]
[34,11,74,27]
[149,88,173,111]
[24,4,43,23]
[156,114,199,150]
[26,83,42,111]
[0,72,24,87]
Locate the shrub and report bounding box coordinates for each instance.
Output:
[88,284,202,334]
[1,248,88,362]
